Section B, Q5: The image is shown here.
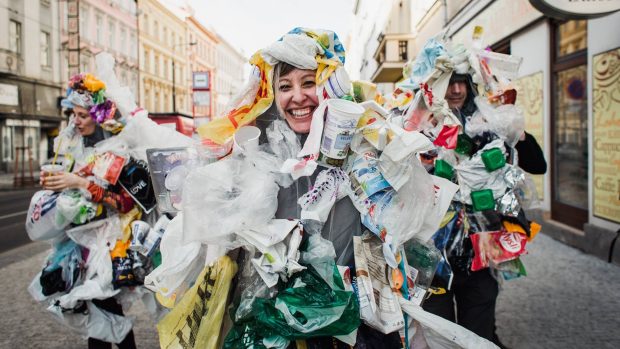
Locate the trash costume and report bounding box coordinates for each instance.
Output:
[26,53,194,346]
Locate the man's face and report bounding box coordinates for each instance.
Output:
[445,81,468,110]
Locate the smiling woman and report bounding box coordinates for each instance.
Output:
[274,63,318,133]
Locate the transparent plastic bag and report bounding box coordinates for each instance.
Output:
[472,97,525,148]
[182,155,280,245]
[26,190,65,241]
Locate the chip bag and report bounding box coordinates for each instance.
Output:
[470,231,527,271]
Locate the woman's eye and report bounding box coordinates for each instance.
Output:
[279,84,291,92]
[302,80,316,88]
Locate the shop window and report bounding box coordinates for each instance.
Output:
[551,19,588,229]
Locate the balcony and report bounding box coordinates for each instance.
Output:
[0,49,24,76]
[371,33,415,83]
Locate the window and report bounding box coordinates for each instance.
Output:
[153,21,159,38]
[398,41,407,61]
[9,20,22,55]
[120,27,127,55]
[154,54,159,76]
[163,58,168,79]
[96,15,103,44]
[79,5,89,40]
[144,49,150,72]
[143,14,149,35]
[163,27,168,47]
[109,20,116,50]
[40,31,51,67]
[130,32,136,58]
[557,20,587,57]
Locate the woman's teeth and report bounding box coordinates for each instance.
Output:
[289,107,312,118]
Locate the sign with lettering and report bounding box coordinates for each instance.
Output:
[530,0,620,19]
[593,47,620,223]
[193,71,210,90]
[514,72,545,200]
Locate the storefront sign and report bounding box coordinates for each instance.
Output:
[0,83,18,106]
[514,72,545,200]
[451,1,542,48]
[193,91,211,107]
[530,0,620,19]
[193,71,210,90]
[593,47,620,223]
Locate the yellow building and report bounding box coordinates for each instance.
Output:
[137,0,190,115]
[187,16,219,121]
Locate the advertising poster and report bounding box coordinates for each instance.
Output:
[514,71,545,200]
[593,47,620,223]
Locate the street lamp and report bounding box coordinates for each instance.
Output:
[172,41,197,113]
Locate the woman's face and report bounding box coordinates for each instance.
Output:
[72,105,96,136]
[275,69,319,134]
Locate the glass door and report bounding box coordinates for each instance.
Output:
[551,20,588,228]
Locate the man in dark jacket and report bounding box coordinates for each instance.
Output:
[422,72,546,348]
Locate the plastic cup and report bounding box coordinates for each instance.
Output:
[325,66,351,99]
[41,164,64,177]
[320,99,365,160]
[233,126,261,154]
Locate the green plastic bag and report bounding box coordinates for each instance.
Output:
[224,265,360,347]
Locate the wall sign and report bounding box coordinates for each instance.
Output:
[0,83,19,106]
[592,47,620,223]
[530,0,620,19]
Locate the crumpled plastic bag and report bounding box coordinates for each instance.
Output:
[48,300,134,344]
[60,217,123,308]
[144,212,205,303]
[298,168,350,223]
[56,189,98,226]
[182,155,280,245]
[403,38,447,87]
[467,97,525,148]
[228,265,360,341]
[157,255,237,349]
[399,297,498,349]
[25,190,66,241]
[261,33,320,69]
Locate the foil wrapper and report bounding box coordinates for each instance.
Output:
[497,190,521,217]
[504,166,526,189]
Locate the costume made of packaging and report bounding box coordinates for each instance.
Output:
[393,32,545,343]
[26,53,194,345]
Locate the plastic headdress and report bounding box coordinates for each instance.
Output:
[197,27,346,145]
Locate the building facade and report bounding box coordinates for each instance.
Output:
[58,0,139,102]
[353,0,620,262]
[186,16,218,122]
[213,36,246,118]
[0,0,63,174]
[138,0,190,115]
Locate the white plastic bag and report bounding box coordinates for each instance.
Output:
[144,213,205,300]
[48,300,134,344]
[26,190,66,241]
[399,297,498,349]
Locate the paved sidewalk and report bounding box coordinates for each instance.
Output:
[0,233,619,348]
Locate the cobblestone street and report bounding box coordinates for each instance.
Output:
[0,233,619,348]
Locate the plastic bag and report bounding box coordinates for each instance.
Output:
[56,189,98,226]
[60,217,123,308]
[298,168,350,223]
[48,300,134,344]
[403,237,442,304]
[39,239,84,296]
[470,97,525,148]
[25,190,65,241]
[229,265,360,341]
[399,297,498,349]
[144,213,205,302]
[157,255,237,349]
[182,155,280,245]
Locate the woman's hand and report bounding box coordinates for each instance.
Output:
[41,172,90,192]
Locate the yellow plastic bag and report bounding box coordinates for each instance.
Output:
[157,255,237,349]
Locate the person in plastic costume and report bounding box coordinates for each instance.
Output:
[199,28,403,348]
[40,74,137,349]
[421,72,546,347]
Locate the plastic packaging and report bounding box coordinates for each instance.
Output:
[470,231,527,271]
[157,255,237,349]
[182,155,280,245]
[403,238,442,293]
[25,190,65,241]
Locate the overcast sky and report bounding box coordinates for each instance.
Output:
[188,0,355,60]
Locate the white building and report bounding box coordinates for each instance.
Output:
[0,0,63,175]
[213,36,246,118]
